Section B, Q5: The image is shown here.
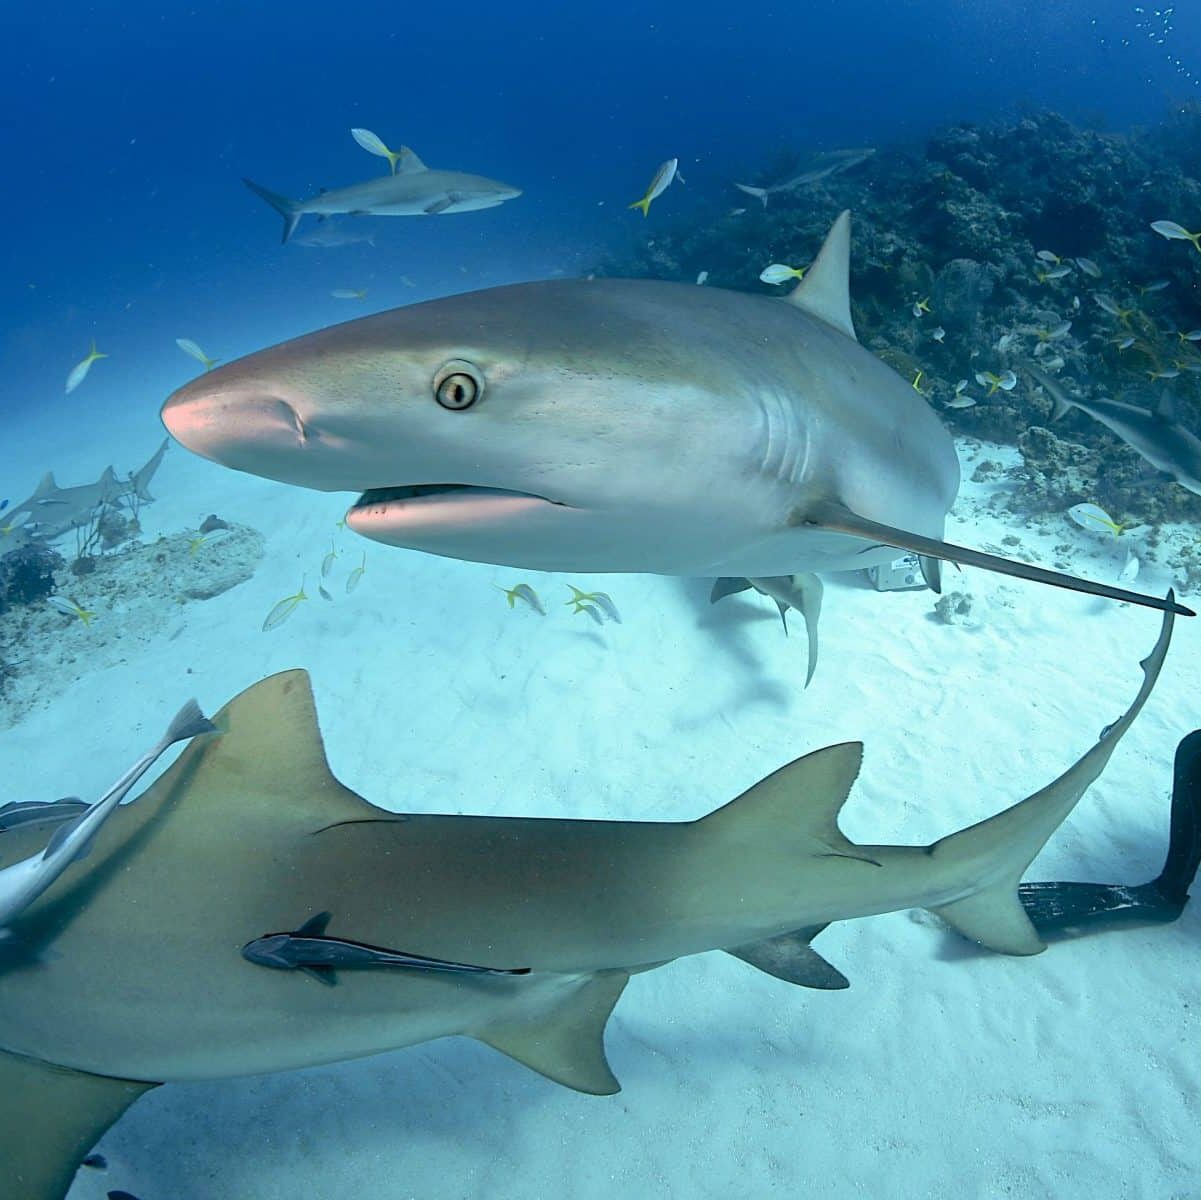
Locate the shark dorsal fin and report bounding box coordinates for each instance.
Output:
[785,209,856,341]
[1154,393,1178,423]
[396,146,427,174]
[473,970,629,1094]
[141,670,371,834]
[33,472,58,498]
[701,741,863,855]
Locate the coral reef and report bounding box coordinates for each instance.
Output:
[602,106,1201,528]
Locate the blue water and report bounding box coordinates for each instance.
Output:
[1,1,1198,414]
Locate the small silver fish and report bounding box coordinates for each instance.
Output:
[346,554,367,594]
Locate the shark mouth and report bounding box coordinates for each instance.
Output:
[351,484,565,509]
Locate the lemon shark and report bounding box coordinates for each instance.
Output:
[0,604,1176,1198]
[243,146,522,244]
[160,212,1191,629]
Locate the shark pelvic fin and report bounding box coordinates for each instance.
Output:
[798,498,1195,617]
[785,209,856,341]
[0,1050,158,1200]
[472,970,629,1095]
[726,924,850,989]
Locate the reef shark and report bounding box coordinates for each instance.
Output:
[0,604,1176,1198]
[1,439,168,543]
[243,147,522,243]
[160,212,1190,623]
[1030,365,1201,497]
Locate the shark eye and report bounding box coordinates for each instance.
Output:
[433,360,484,411]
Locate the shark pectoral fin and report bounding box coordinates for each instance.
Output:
[710,576,753,603]
[930,878,1045,955]
[918,555,943,593]
[800,498,1195,617]
[472,971,629,1095]
[0,1050,158,1200]
[301,965,337,986]
[424,196,455,215]
[726,925,850,989]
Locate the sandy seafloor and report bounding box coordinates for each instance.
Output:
[3,357,1200,1200]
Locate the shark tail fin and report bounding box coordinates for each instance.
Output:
[0,1050,158,1200]
[242,178,304,243]
[926,603,1174,955]
[1027,364,1073,421]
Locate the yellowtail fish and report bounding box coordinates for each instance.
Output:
[911,296,931,317]
[65,340,107,395]
[331,289,368,300]
[695,270,709,285]
[497,582,543,614]
[975,369,1017,395]
[565,585,620,623]
[1075,257,1102,277]
[1036,249,1062,264]
[262,579,308,631]
[930,326,946,342]
[46,595,95,626]
[345,553,366,593]
[1094,294,1135,320]
[1151,219,1201,251]
[175,338,220,371]
[321,541,338,578]
[1180,330,1201,342]
[629,158,679,217]
[759,263,806,285]
[1037,265,1073,282]
[945,395,976,409]
[350,127,403,175]
[1068,503,1127,537]
[1137,279,1170,294]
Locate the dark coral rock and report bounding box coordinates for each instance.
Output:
[0,544,64,615]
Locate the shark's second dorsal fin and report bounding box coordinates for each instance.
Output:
[396,146,427,174]
[700,742,864,857]
[472,970,629,1095]
[785,209,856,341]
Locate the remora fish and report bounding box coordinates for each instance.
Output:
[243,147,522,243]
[160,211,1191,620]
[242,910,532,984]
[0,607,1177,1198]
[0,699,214,935]
[1030,365,1201,497]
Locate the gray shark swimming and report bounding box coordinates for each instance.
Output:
[243,146,522,243]
[0,606,1177,1198]
[160,212,1190,621]
[1,439,168,545]
[1030,365,1201,497]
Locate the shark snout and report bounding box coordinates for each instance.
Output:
[161,378,312,481]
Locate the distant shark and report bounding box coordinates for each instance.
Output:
[161,212,1190,625]
[1029,365,1201,497]
[0,605,1179,1197]
[734,147,875,207]
[243,146,522,243]
[1,439,168,545]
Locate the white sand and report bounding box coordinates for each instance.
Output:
[4,390,1199,1199]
